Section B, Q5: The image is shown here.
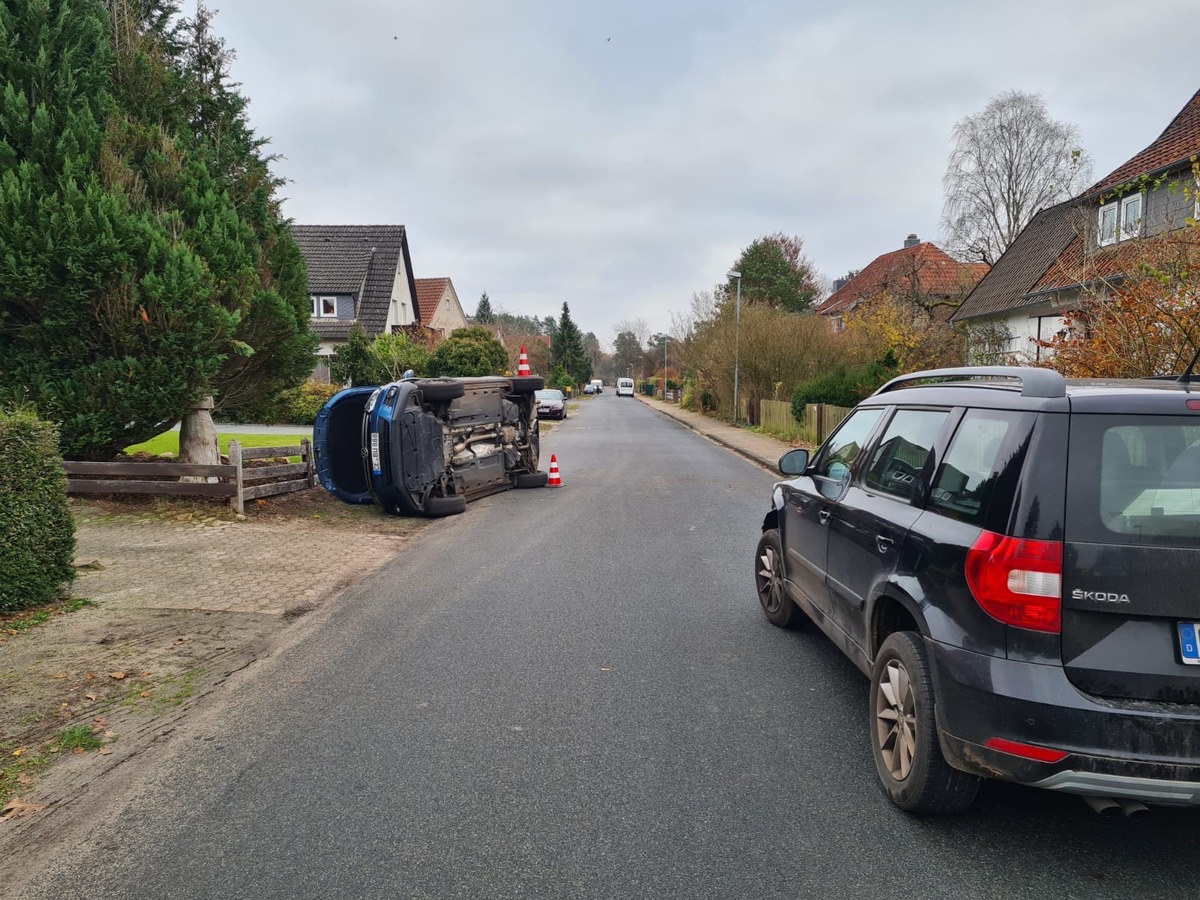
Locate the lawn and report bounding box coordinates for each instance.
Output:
[125,431,311,458]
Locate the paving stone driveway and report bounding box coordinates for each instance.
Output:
[72,515,408,616]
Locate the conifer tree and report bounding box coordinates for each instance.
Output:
[0,0,228,459]
[550,303,591,385]
[0,0,315,459]
[475,291,494,324]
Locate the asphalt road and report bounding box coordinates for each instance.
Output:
[20,393,1200,899]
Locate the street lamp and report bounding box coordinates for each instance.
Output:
[726,269,742,423]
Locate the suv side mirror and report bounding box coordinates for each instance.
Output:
[778,448,809,476]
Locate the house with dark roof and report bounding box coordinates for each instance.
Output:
[952,87,1200,362]
[290,225,421,377]
[414,277,469,339]
[816,234,988,331]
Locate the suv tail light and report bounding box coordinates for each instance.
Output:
[965,531,1062,633]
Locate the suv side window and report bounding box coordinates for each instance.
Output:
[929,409,1017,526]
[813,408,884,498]
[863,409,949,503]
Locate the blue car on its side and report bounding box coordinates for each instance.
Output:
[313,375,547,517]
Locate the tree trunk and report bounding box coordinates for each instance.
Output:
[178,396,220,478]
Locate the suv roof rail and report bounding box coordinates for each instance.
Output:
[873,366,1067,399]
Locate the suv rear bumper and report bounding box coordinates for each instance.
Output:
[929,640,1200,805]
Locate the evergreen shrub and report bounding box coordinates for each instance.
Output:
[0,410,76,613]
[276,381,340,425]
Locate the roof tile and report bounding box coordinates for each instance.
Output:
[291,225,415,336]
[817,243,986,316]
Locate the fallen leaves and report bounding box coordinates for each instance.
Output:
[1,797,46,820]
[107,671,125,680]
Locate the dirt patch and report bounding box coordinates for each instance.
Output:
[0,487,422,816]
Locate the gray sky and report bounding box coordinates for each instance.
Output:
[214,0,1200,346]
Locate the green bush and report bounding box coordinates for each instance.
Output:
[791,354,899,421]
[275,381,341,426]
[428,327,508,377]
[0,410,76,613]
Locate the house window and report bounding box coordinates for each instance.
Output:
[1121,193,1143,240]
[312,295,337,318]
[1098,193,1144,246]
[1098,202,1118,246]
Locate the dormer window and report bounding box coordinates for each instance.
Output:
[1098,193,1144,246]
[312,295,337,318]
[1121,193,1143,240]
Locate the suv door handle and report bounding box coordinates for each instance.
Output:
[876,535,894,554]
[818,510,832,525]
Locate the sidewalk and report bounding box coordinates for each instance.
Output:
[635,394,800,471]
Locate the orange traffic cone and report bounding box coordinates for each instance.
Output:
[547,454,562,487]
[517,346,531,376]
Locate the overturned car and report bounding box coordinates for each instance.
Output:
[313,375,547,517]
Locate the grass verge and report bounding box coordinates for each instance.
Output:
[124,431,310,458]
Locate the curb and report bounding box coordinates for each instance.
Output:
[634,395,780,472]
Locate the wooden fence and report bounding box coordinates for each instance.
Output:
[758,400,852,443]
[64,439,317,515]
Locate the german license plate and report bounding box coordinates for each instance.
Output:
[370,432,381,475]
[1178,623,1200,665]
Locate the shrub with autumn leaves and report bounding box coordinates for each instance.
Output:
[1038,225,1200,378]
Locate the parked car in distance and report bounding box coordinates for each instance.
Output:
[590,379,604,394]
[756,366,1200,815]
[535,388,567,420]
[616,377,635,397]
[583,383,596,395]
[314,375,547,518]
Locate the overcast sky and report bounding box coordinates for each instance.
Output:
[214,0,1200,346]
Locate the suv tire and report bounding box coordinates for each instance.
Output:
[870,632,980,814]
[419,379,466,403]
[754,529,807,629]
[424,494,467,518]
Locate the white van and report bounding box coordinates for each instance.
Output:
[589,379,604,394]
[616,378,635,397]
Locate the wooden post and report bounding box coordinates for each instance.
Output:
[229,440,244,514]
[302,437,315,487]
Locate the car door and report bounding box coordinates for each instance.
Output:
[779,407,885,618]
[826,408,951,655]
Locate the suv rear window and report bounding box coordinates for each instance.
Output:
[929,409,1025,527]
[1067,415,1200,547]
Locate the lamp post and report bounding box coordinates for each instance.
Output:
[726,269,742,423]
[663,335,668,402]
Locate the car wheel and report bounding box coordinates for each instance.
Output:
[870,632,980,815]
[754,530,806,628]
[514,472,548,488]
[424,494,467,517]
[508,376,544,393]
[419,379,466,403]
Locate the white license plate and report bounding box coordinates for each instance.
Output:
[1179,623,1200,665]
[370,432,381,475]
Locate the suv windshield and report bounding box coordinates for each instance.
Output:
[1067,415,1200,547]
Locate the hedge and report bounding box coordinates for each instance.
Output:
[0,410,76,612]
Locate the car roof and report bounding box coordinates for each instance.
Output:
[862,367,1200,415]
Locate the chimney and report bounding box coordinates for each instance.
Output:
[903,233,920,248]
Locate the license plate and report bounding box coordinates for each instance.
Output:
[1179,623,1200,665]
[370,432,381,475]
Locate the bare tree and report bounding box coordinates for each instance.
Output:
[613,317,650,350]
[941,91,1092,265]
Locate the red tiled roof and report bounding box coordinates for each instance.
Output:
[1032,235,1143,293]
[414,277,450,327]
[816,243,988,316]
[1089,89,1200,196]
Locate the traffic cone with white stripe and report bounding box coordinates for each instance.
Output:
[547,454,562,487]
[517,346,531,376]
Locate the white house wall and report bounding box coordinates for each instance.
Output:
[1001,308,1067,362]
[385,258,417,331]
[428,284,469,336]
